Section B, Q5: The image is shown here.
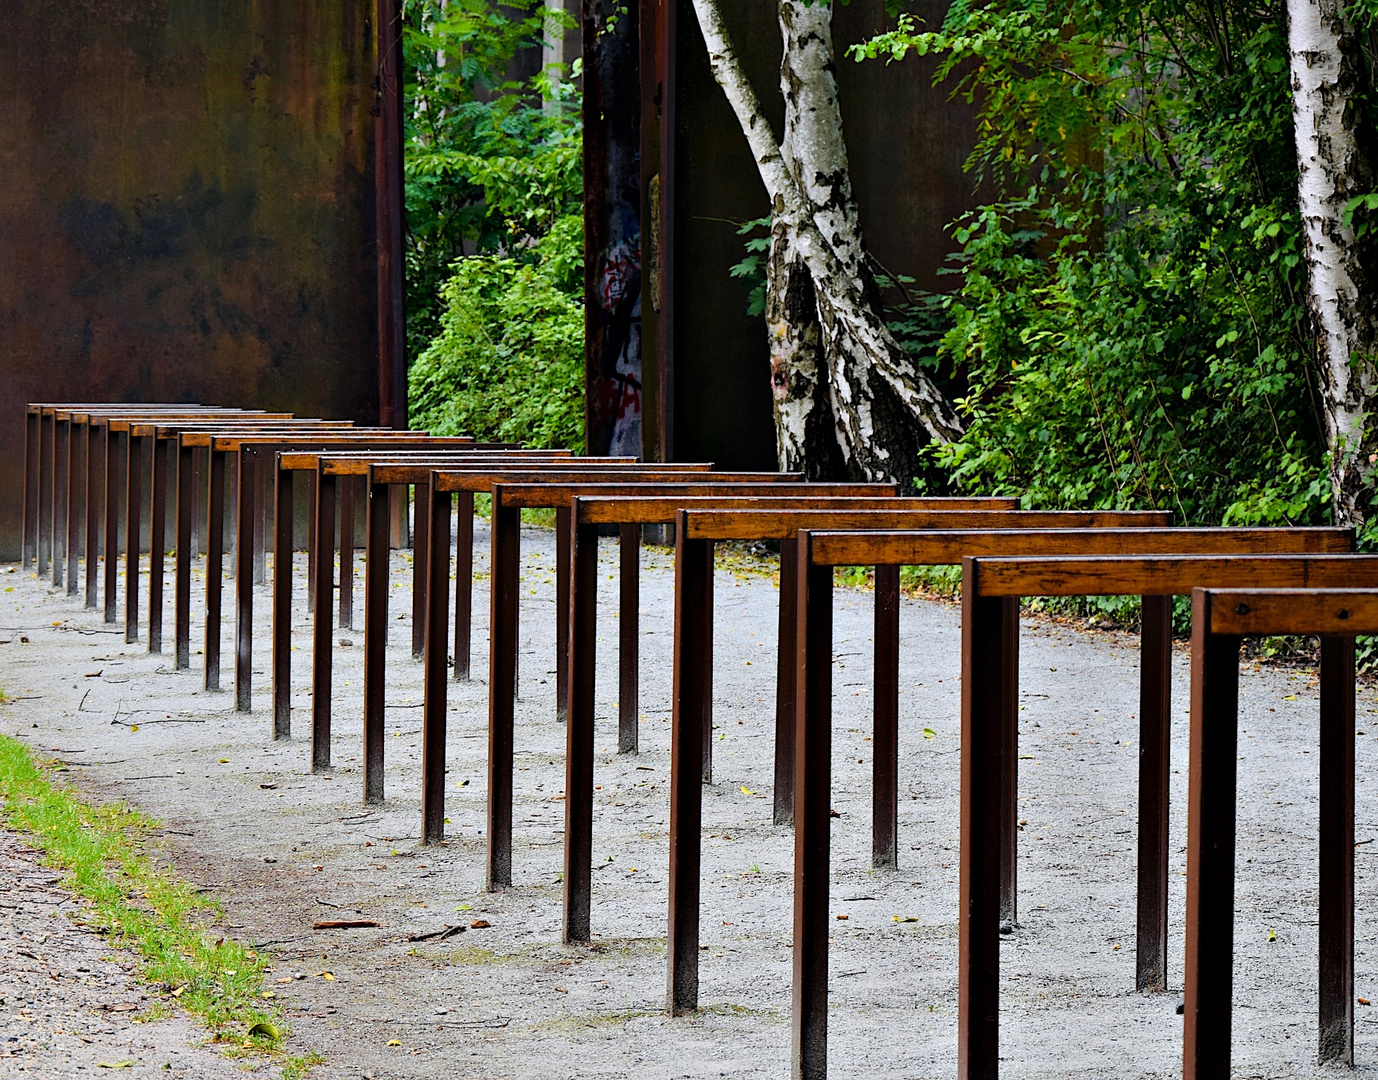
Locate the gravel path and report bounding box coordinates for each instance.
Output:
[2,522,1378,1078]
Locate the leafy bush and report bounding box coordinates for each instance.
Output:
[408,240,584,450]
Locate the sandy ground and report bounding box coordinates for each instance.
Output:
[2,521,1378,1079]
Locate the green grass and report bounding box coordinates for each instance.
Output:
[0,733,306,1064]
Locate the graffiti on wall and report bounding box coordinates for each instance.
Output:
[584,0,642,459]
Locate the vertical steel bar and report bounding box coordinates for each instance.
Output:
[103,426,120,623]
[411,482,431,659]
[272,466,295,739]
[619,522,640,752]
[124,433,142,643]
[174,443,194,668]
[774,539,799,825]
[1318,634,1355,1063]
[873,563,900,868]
[312,469,337,770]
[1136,593,1173,991]
[22,408,37,567]
[52,416,68,587]
[235,450,256,710]
[701,540,715,784]
[791,532,834,1080]
[667,519,711,1014]
[65,418,80,595]
[1181,590,1240,1080]
[148,438,168,653]
[363,473,390,803]
[84,421,100,608]
[453,490,474,680]
[564,518,600,941]
[421,478,452,844]
[204,449,226,691]
[487,492,521,890]
[556,506,572,722]
[339,473,356,629]
[306,469,318,616]
[958,558,1005,1080]
[253,452,268,586]
[37,410,51,577]
[999,595,1020,926]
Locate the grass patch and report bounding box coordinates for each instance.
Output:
[0,733,304,1064]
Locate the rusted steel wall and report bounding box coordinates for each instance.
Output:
[626,0,985,472]
[0,0,378,558]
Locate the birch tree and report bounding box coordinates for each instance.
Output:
[1287,0,1378,525]
[691,0,964,482]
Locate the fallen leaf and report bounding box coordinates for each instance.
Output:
[469,919,491,929]
[170,987,185,998]
[218,758,229,764]
[129,725,139,732]
[387,1039,402,1047]
[1267,929,1277,943]
[1360,998,1371,1006]
[1283,695,1298,701]
[740,786,756,795]
[892,916,919,923]
[923,727,936,739]
[317,971,335,980]
[835,914,849,921]
[247,1022,281,1040]
[96,1062,134,1069]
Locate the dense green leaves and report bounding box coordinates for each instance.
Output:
[856,0,1328,532]
[403,0,585,447]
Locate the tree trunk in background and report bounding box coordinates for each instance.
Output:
[1288,0,1378,525]
[695,0,964,483]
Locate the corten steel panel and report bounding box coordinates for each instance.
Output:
[0,0,378,558]
[639,0,984,473]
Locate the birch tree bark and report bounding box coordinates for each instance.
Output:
[694,0,964,482]
[1287,0,1378,525]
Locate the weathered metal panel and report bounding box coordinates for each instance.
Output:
[0,0,379,558]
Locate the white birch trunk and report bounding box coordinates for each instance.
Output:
[1288,0,1378,525]
[694,0,964,482]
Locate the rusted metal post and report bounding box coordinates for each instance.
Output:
[339,473,356,629]
[375,0,407,432]
[999,595,1020,925]
[84,421,101,608]
[411,482,431,658]
[421,476,452,844]
[51,415,66,586]
[873,563,900,868]
[204,449,226,691]
[564,517,600,941]
[103,426,119,622]
[272,465,294,739]
[22,408,37,567]
[1181,589,1240,1080]
[958,557,1005,1080]
[774,538,799,825]
[667,519,711,1014]
[487,492,521,889]
[556,505,572,723]
[1318,633,1355,1063]
[65,418,80,596]
[174,442,194,668]
[619,522,640,752]
[37,410,51,577]
[306,469,318,616]
[124,432,142,643]
[453,490,474,680]
[363,471,390,803]
[701,540,715,784]
[1136,593,1172,991]
[148,438,168,652]
[791,531,834,1080]
[312,468,337,771]
[235,450,256,710]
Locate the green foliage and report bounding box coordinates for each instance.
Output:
[0,735,285,1049]
[854,0,1329,535]
[403,0,584,360]
[408,246,585,450]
